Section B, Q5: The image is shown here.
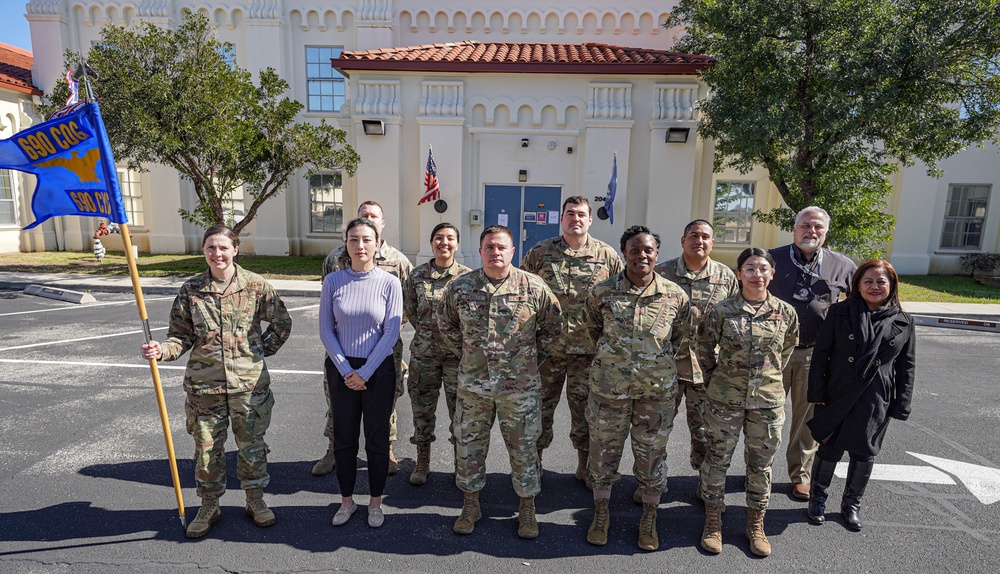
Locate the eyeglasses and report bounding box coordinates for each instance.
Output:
[740,267,771,276]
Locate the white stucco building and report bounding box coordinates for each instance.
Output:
[0,43,41,253]
[16,0,1000,273]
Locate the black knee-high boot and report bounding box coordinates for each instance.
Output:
[807,456,838,525]
[841,459,874,531]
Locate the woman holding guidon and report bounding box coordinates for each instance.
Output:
[140,225,292,539]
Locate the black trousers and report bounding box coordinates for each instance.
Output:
[327,356,396,498]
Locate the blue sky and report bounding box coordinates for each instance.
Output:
[1,3,32,51]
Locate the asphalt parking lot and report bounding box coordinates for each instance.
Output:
[0,287,998,573]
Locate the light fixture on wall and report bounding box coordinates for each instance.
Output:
[361,119,385,136]
[518,170,528,182]
[666,127,690,143]
[521,138,529,148]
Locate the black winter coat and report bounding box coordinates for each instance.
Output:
[807,299,916,456]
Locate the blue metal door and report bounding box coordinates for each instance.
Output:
[484,184,562,266]
[522,186,562,256]
[484,185,523,265]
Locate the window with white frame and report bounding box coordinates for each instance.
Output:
[310,172,343,233]
[116,168,144,226]
[940,184,991,250]
[0,169,16,225]
[306,46,345,113]
[219,44,236,68]
[713,181,755,244]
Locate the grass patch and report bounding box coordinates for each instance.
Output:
[0,251,324,281]
[899,275,1000,304]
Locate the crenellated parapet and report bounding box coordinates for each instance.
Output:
[467,95,585,130]
[399,8,668,37]
[288,6,356,33]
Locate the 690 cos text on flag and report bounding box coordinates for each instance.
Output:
[0,101,128,229]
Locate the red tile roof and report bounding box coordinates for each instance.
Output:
[335,41,714,76]
[0,42,41,96]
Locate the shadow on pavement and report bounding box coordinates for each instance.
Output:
[25,459,817,558]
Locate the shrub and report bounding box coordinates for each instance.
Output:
[959,253,1000,276]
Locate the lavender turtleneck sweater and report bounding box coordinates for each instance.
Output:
[319,266,402,382]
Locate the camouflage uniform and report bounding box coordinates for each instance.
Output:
[584,272,690,497]
[438,267,562,497]
[403,260,471,446]
[521,234,623,452]
[160,265,292,499]
[696,293,799,510]
[321,241,413,442]
[655,257,739,470]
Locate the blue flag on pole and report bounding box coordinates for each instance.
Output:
[605,153,617,225]
[0,102,128,229]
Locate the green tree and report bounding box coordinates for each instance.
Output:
[42,12,359,237]
[667,0,1000,258]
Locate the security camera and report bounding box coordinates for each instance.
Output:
[521,138,529,148]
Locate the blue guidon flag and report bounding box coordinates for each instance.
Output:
[604,152,617,225]
[0,102,128,229]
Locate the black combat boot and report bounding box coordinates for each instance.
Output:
[841,459,874,531]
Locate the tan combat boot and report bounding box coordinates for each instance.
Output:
[746,507,771,557]
[453,491,481,534]
[517,496,539,539]
[245,488,276,527]
[638,502,658,551]
[410,445,431,485]
[388,444,399,475]
[311,438,336,476]
[700,505,723,554]
[185,497,221,539]
[587,497,610,545]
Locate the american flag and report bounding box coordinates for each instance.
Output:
[419,145,440,205]
[65,68,79,106]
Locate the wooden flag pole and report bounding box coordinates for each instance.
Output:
[119,223,187,530]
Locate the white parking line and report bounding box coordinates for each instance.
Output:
[0,327,168,352]
[0,358,322,375]
[0,296,175,317]
[0,303,316,353]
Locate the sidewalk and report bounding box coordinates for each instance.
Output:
[2,271,999,318]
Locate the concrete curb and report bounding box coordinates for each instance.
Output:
[24,284,98,304]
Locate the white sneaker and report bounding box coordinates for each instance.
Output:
[331,502,357,526]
